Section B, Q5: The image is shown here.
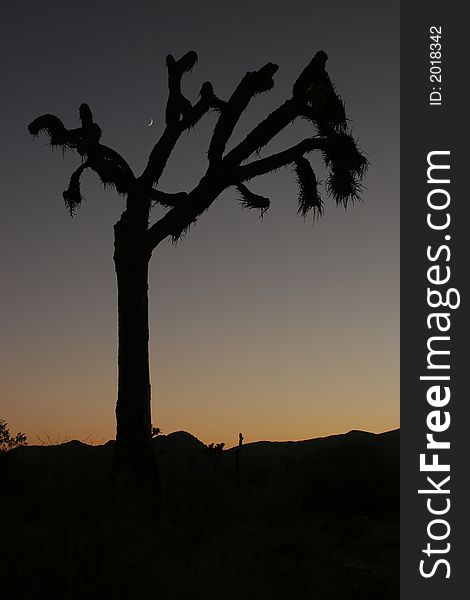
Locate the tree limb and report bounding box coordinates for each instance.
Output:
[144,176,225,249]
[62,152,135,215]
[93,145,135,181]
[292,50,329,97]
[236,183,270,216]
[220,50,346,168]
[29,50,367,244]
[180,82,224,129]
[223,99,300,166]
[142,50,366,249]
[28,114,71,147]
[62,161,90,215]
[140,54,223,186]
[234,136,326,182]
[28,105,136,198]
[149,189,189,208]
[294,156,323,218]
[208,62,278,163]
[165,51,198,125]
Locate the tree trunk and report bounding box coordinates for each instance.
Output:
[112,218,159,490]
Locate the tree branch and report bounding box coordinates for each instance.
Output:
[140,126,181,187]
[180,82,224,129]
[223,99,300,166]
[234,136,326,182]
[62,161,90,215]
[141,50,367,250]
[292,50,329,97]
[149,189,189,208]
[221,50,347,168]
[140,54,223,186]
[294,157,323,218]
[28,114,72,147]
[94,145,135,181]
[208,62,278,163]
[165,51,198,125]
[236,183,270,216]
[28,104,136,199]
[144,201,199,250]
[144,176,225,250]
[29,49,367,251]
[62,151,135,215]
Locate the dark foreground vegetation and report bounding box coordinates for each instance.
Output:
[0,429,399,600]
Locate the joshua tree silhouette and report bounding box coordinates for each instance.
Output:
[28,50,367,485]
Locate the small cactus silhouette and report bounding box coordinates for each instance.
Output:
[203,442,225,469]
[235,432,244,487]
[151,425,162,438]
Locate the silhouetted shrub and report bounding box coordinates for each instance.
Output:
[0,419,27,452]
[203,442,225,469]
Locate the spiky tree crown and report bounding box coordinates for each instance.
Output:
[28,50,368,241]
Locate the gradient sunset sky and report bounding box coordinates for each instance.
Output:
[1,0,399,447]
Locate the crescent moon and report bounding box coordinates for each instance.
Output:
[147,118,154,127]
